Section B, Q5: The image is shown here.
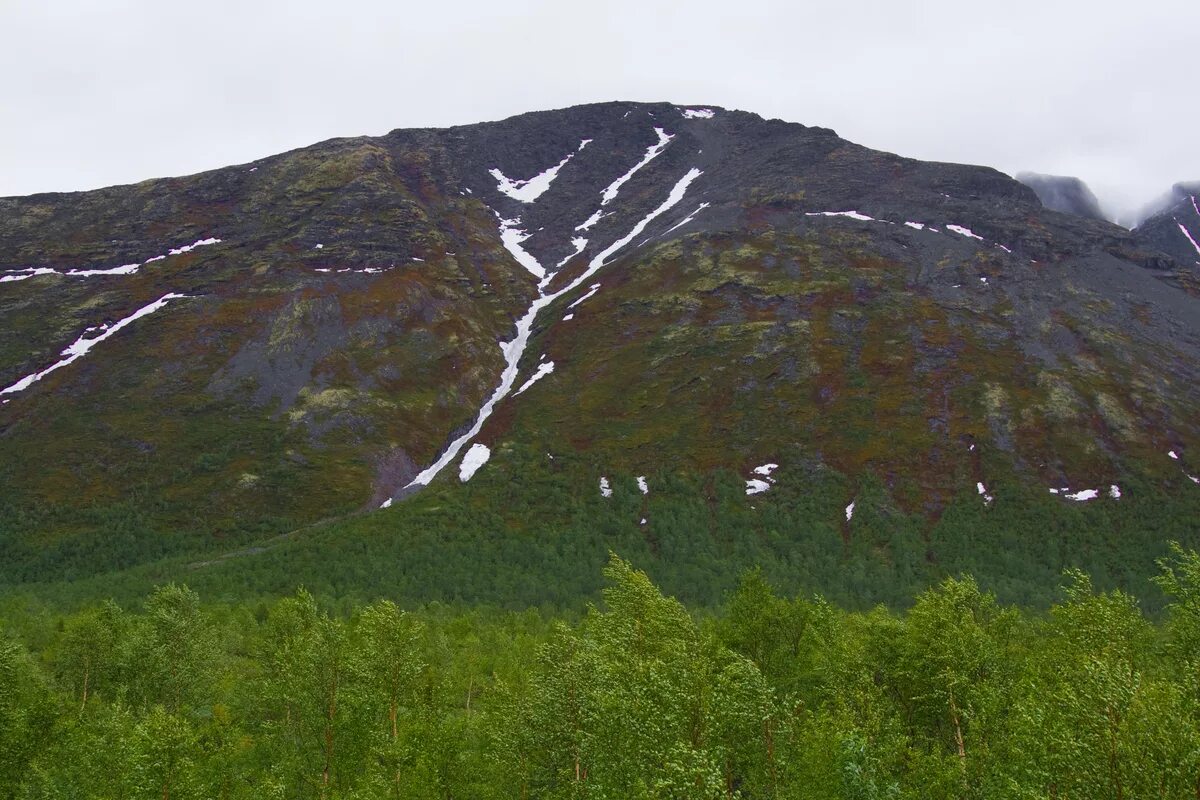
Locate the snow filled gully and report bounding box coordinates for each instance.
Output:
[385,157,704,504]
[1,293,192,400]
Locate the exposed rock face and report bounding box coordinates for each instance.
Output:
[1,101,1197,581]
[1132,182,1200,276]
[1016,172,1108,222]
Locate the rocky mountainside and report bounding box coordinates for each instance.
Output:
[2,102,1198,603]
[1133,182,1200,270]
[1016,172,1108,222]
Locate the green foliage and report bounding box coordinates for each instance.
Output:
[3,552,1200,797]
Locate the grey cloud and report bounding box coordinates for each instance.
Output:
[1,0,1196,226]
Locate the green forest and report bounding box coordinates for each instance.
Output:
[3,546,1200,799]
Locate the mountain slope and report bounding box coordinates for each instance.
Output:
[2,102,1198,601]
[1016,172,1108,221]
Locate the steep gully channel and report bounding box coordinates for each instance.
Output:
[382,128,705,506]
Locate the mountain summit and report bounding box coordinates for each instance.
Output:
[1,102,1197,604]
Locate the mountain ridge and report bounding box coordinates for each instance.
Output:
[1,101,1198,605]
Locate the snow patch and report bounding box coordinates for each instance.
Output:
[1,294,191,396]
[746,479,771,495]
[555,237,588,268]
[1176,221,1200,257]
[575,209,608,232]
[947,225,984,241]
[1109,484,1121,499]
[495,215,546,280]
[1065,489,1099,502]
[168,237,221,256]
[600,477,613,498]
[515,361,555,395]
[600,128,673,206]
[845,502,855,522]
[562,313,574,321]
[661,202,711,237]
[753,463,779,478]
[904,221,925,230]
[806,210,875,221]
[567,283,602,310]
[1169,450,1179,460]
[681,108,715,119]
[977,481,994,504]
[578,139,592,150]
[458,443,491,482]
[489,150,574,203]
[637,476,648,494]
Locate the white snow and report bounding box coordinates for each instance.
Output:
[168,237,221,256]
[1,268,58,283]
[1065,489,1099,502]
[980,277,989,284]
[1189,475,1199,485]
[637,476,649,494]
[1109,484,1121,499]
[661,202,710,237]
[66,263,142,277]
[681,108,715,119]
[314,243,324,249]
[947,225,984,241]
[489,150,574,203]
[578,139,592,150]
[745,479,771,495]
[496,215,546,280]
[575,209,608,232]
[1169,450,1180,460]
[515,361,555,395]
[977,481,994,504]
[458,443,491,482]
[806,210,875,221]
[403,166,703,491]
[567,283,602,310]
[1048,488,1060,494]
[640,518,647,525]
[600,477,613,498]
[592,168,703,266]
[2,237,220,282]
[380,498,393,509]
[753,463,779,477]
[555,237,588,268]
[1176,221,1200,257]
[1,293,190,396]
[997,244,1013,253]
[562,313,574,321]
[904,221,925,230]
[845,502,855,522]
[600,128,673,206]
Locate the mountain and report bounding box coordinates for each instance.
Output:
[1132,181,1200,270]
[1015,172,1108,222]
[2,102,1198,607]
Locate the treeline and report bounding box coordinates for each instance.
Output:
[3,546,1200,798]
[9,461,1200,617]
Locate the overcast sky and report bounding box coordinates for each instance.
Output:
[2,0,1196,223]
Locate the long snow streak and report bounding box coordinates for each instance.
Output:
[0,238,221,283]
[398,165,703,497]
[1192,195,1200,219]
[1,294,190,396]
[1177,221,1200,257]
[489,151,574,203]
[496,216,547,279]
[600,128,673,206]
[661,202,710,237]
